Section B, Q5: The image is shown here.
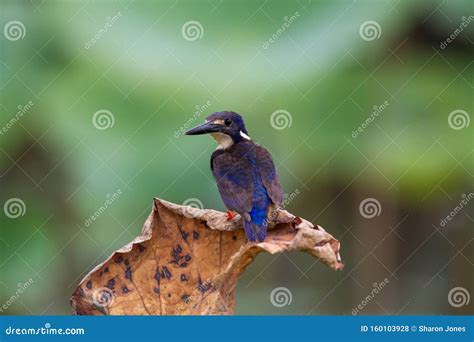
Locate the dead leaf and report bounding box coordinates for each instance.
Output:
[71,198,343,315]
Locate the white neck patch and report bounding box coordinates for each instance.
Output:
[240,131,251,140]
[211,133,234,150]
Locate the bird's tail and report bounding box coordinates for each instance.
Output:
[243,219,267,242]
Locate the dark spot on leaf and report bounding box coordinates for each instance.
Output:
[106,278,115,290]
[181,230,189,242]
[171,245,183,264]
[99,271,103,277]
[184,255,191,262]
[180,262,188,268]
[86,281,92,289]
[124,259,130,266]
[167,293,171,298]
[154,268,160,285]
[154,287,160,294]
[104,267,109,273]
[181,294,191,303]
[79,287,85,296]
[125,266,132,281]
[122,285,130,294]
[291,217,303,228]
[114,255,123,263]
[198,277,212,293]
[137,244,145,252]
[180,274,188,282]
[160,266,172,280]
[193,231,199,240]
[232,235,237,240]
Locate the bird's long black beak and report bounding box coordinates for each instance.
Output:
[185,121,220,135]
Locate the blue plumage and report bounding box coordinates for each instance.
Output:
[185,111,283,242]
[245,152,272,241]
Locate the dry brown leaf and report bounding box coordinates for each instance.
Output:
[70,198,343,315]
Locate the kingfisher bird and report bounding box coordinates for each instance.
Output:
[185,111,283,242]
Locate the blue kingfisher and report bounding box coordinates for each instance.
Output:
[185,111,283,242]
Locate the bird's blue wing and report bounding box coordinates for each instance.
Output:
[211,148,253,213]
[255,145,283,206]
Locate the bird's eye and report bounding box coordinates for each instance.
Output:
[224,119,232,126]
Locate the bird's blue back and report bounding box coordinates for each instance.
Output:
[247,150,272,241]
[211,141,282,242]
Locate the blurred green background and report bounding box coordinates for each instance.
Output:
[1,0,472,315]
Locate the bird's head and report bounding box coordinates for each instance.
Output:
[185,111,251,149]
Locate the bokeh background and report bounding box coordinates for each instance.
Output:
[1,0,472,315]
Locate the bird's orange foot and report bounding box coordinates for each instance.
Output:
[227,210,237,221]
